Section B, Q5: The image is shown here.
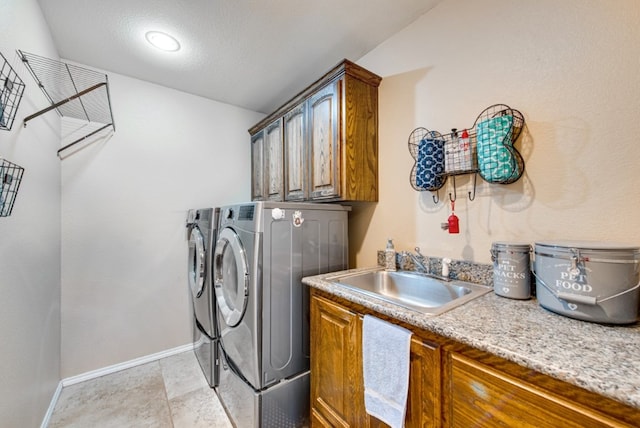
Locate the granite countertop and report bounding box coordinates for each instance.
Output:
[303,267,640,410]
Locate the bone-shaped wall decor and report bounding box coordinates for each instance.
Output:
[408,104,525,201]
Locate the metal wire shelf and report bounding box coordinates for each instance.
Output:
[0,158,25,217]
[0,51,26,131]
[18,50,115,157]
[408,104,525,203]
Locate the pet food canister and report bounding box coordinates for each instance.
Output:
[490,242,532,299]
[533,241,640,324]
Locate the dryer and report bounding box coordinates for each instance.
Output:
[213,201,349,427]
[186,207,220,388]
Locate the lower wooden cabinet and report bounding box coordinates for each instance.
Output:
[310,292,442,428]
[446,352,631,428]
[367,336,442,428]
[310,289,640,428]
[405,337,442,428]
[310,292,365,427]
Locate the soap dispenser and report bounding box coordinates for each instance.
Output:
[385,238,396,271]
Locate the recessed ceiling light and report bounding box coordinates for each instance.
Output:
[145,31,181,52]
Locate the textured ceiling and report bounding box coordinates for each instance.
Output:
[37,0,441,113]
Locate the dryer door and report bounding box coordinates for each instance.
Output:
[188,226,206,298]
[214,227,249,327]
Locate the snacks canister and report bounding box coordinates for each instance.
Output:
[490,242,532,300]
[533,241,640,324]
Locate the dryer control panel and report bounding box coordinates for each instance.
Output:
[222,204,255,222]
[238,205,255,220]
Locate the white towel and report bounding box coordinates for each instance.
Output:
[362,315,412,428]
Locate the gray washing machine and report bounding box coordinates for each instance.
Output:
[213,201,349,427]
[186,208,220,388]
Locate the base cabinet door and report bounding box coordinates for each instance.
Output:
[366,336,442,428]
[446,352,633,428]
[310,295,367,427]
[311,292,442,428]
[406,337,442,428]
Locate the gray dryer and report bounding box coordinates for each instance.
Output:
[213,201,349,427]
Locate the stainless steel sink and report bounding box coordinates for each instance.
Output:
[326,268,491,316]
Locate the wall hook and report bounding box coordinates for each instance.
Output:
[449,176,457,202]
[432,189,440,204]
[468,173,477,201]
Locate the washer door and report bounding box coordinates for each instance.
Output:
[188,226,206,298]
[214,227,249,327]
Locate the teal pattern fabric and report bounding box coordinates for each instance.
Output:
[415,137,445,190]
[476,115,518,182]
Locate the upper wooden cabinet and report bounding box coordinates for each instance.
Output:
[264,119,284,201]
[251,118,284,201]
[307,79,341,200]
[283,101,306,201]
[250,131,265,201]
[249,59,381,202]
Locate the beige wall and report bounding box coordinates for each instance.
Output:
[0,1,62,426]
[353,0,640,266]
[60,71,263,377]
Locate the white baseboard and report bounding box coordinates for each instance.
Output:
[40,381,63,428]
[62,342,195,387]
[40,343,195,427]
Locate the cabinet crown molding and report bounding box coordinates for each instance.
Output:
[249,59,381,135]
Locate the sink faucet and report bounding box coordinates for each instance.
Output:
[404,247,452,281]
[406,247,429,272]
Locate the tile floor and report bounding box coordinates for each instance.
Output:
[48,350,233,427]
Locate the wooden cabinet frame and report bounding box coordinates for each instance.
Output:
[310,288,640,428]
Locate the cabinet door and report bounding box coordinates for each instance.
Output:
[446,352,630,428]
[407,337,441,427]
[264,119,284,201]
[284,102,306,201]
[310,295,366,427]
[308,79,341,200]
[250,130,265,201]
[367,336,442,428]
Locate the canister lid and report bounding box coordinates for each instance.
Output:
[534,240,640,260]
[491,241,531,250]
[535,240,640,251]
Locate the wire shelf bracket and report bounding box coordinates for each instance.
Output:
[17,50,116,157]
[1,51,27,131]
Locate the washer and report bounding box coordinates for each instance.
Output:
[213,201,349,427]
[186,207,220,388]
